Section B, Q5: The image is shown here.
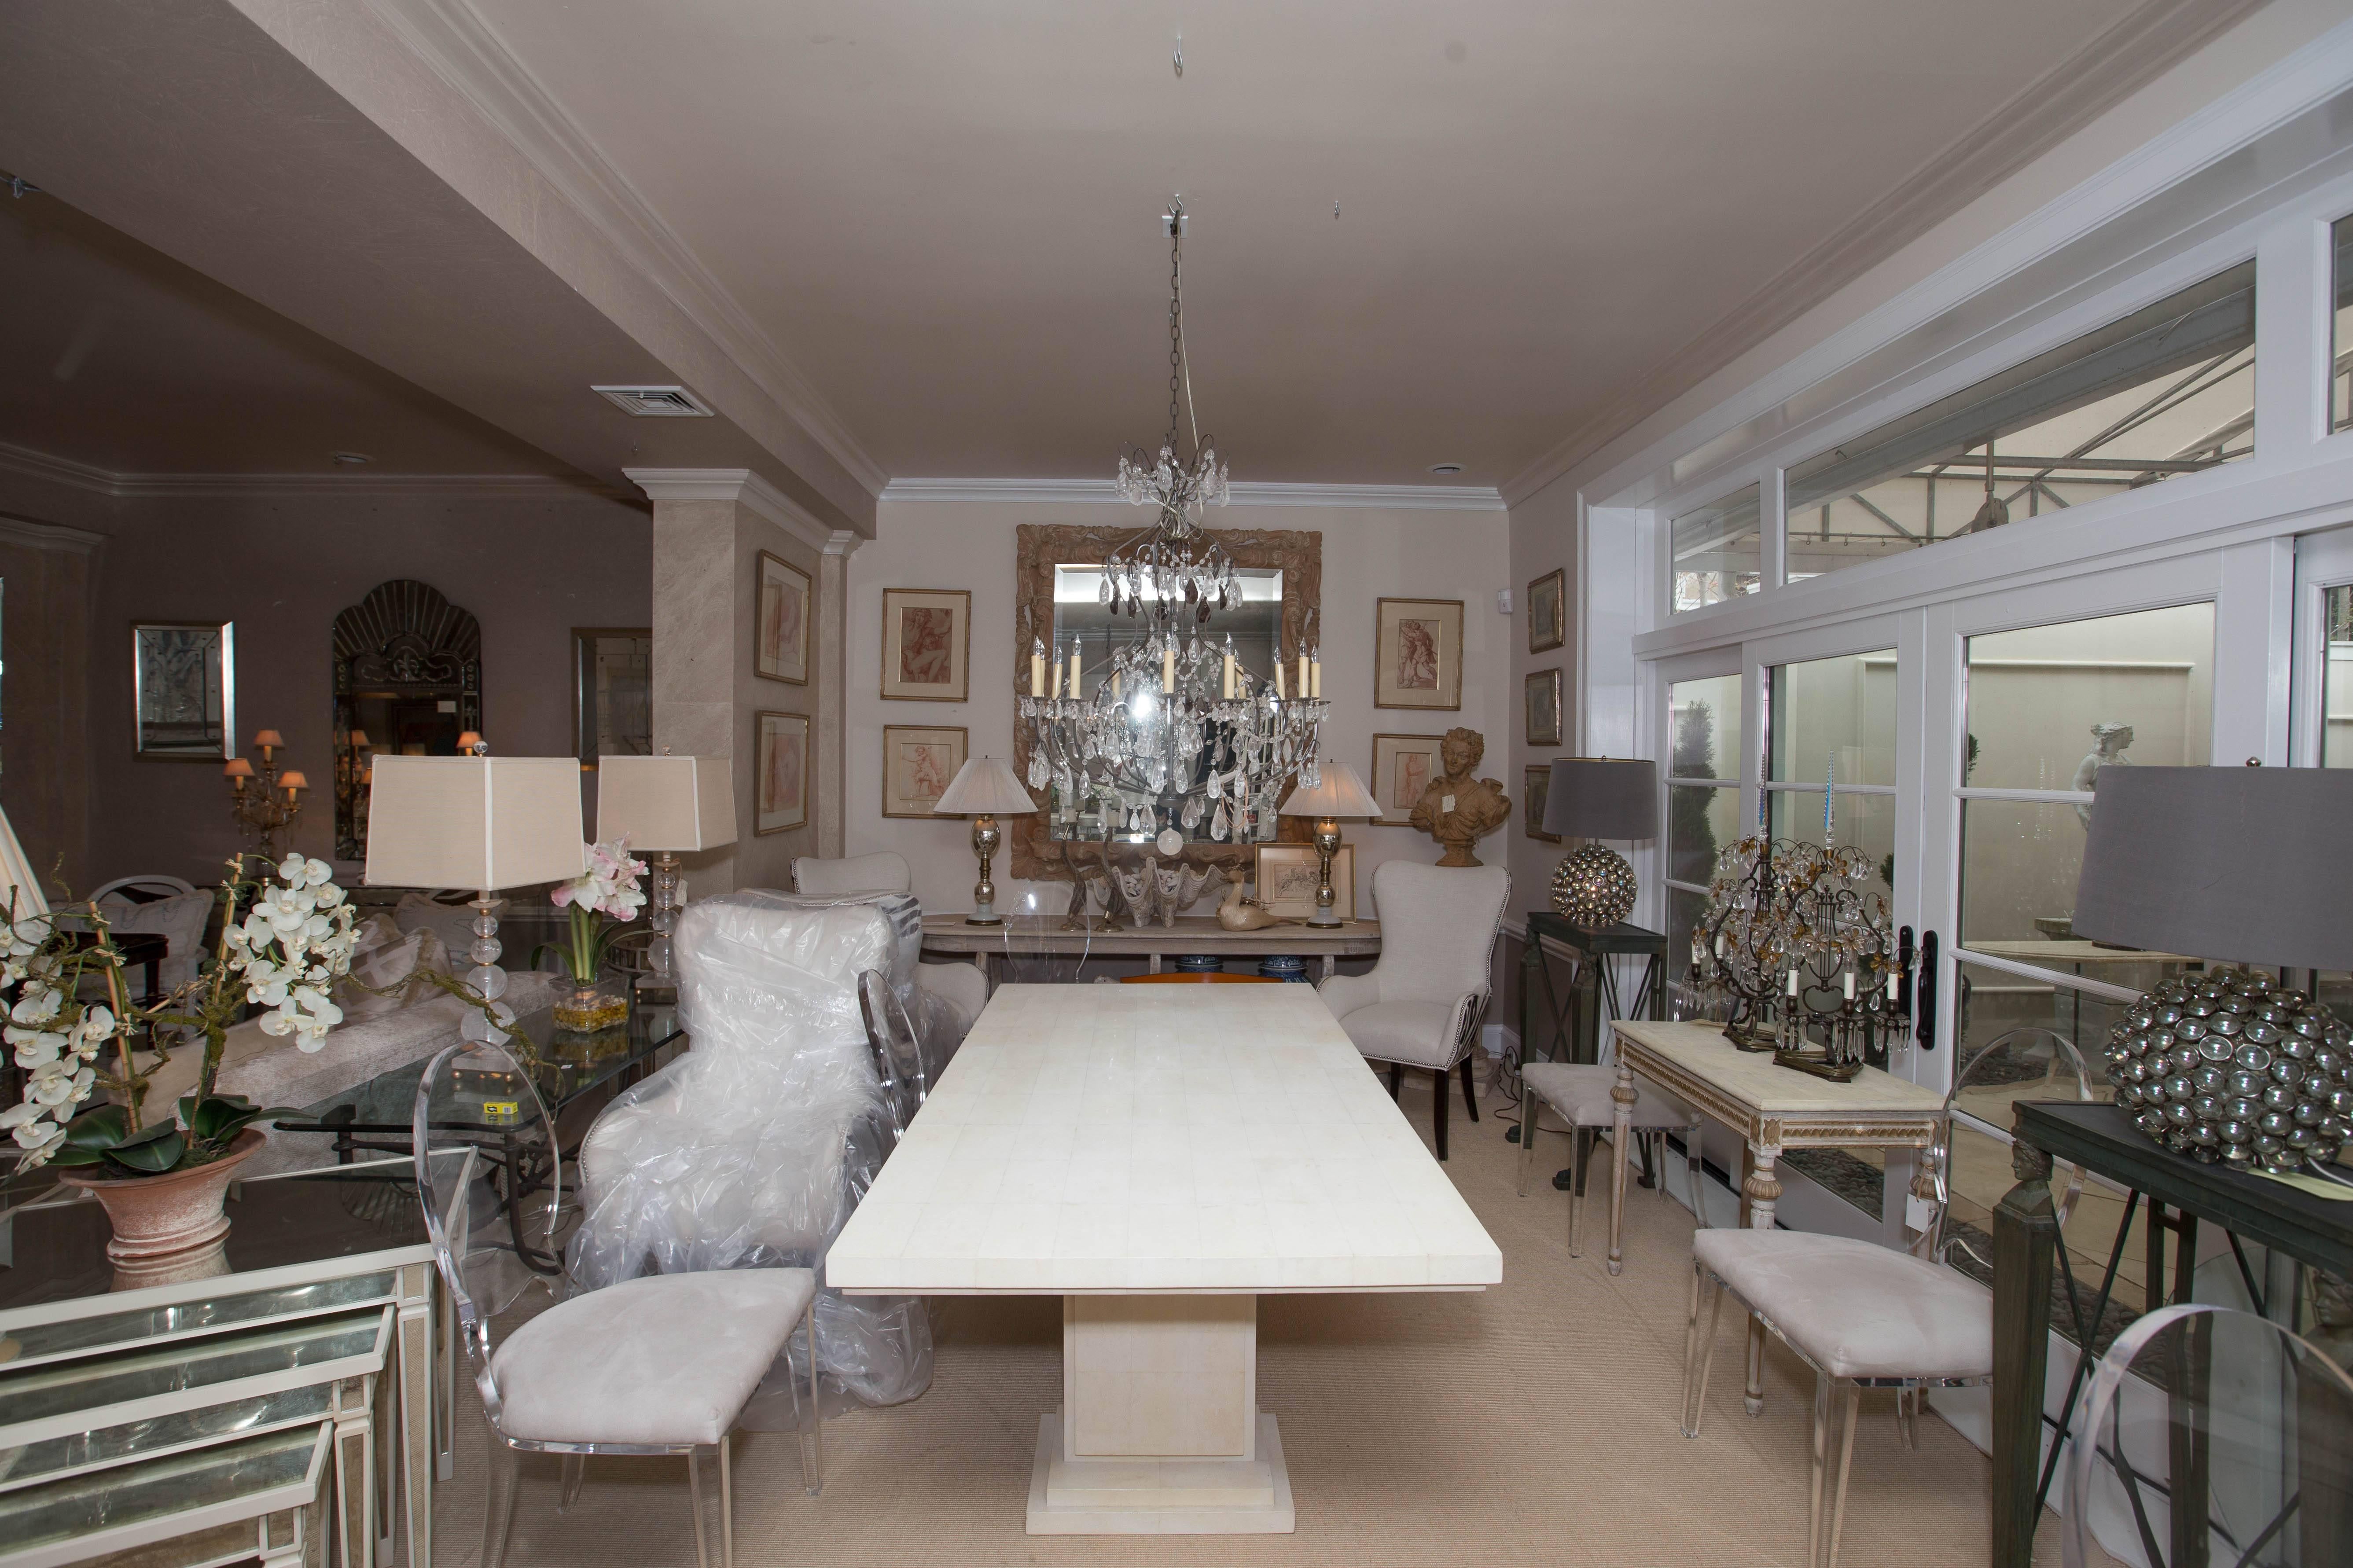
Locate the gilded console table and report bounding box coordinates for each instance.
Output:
[922,913,1380,989]
[1607,1020,1946,1413]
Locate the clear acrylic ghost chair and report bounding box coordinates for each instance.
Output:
[2064,1301,2353,1568]
[857,969,929,1146]
[1680,1027,2097,1568]
[414,1039,823,1568]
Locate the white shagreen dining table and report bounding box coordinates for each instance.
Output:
[827,983,1504,1534]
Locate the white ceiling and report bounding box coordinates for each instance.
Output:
[451,0,2173,488]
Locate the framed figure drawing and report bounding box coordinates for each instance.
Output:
[1374,598,1463,710]
[1524,764,1562,841]
[756,552,810,685]
[882,725,967,817]
[1525,668,1563,749]
[1370,734,1445,827]
[1254,843,1354,922]
[132,621,235,759]
[880,588,971,702]
[1527,568,1565,654]
[754,711,809,834]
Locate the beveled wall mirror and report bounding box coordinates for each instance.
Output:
[1010,523,1320,880]
[331,579,483,861]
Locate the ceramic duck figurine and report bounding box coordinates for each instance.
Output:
[1217,878,1278,931]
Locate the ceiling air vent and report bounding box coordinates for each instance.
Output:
[591,384,715,418]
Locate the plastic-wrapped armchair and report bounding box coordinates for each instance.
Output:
[1317,862,1511,1160]
[795,852,990,1030]
[566,891,938,1421]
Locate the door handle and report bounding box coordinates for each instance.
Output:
[1915,930,1940,1051]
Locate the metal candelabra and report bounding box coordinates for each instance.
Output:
[222,732,306,862]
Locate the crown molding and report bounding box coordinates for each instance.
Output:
[353,0,889,499]
[1501,0,2269,508]
[0,441,621,501]
[0,513,105,554]
[624,466,836,551]
[879,477,1507,513]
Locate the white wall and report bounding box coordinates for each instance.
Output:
[847,497,1512,920]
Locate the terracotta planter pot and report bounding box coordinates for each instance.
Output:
[58,1127,265,1291]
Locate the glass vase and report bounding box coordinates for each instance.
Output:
[551,975,629,1034]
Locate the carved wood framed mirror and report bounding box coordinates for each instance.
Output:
[1010,522,1320,881]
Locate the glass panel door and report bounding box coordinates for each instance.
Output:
[1662,671,1743,975]
[1766,648,1896,900]
[2291,526,2353,1021]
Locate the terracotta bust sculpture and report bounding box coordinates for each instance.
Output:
[1408,727,1511,867]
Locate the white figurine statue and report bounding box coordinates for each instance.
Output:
[2072,722,2133,828]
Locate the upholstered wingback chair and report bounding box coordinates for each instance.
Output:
[794,852,989,1029]
[1318,861,1511,1159]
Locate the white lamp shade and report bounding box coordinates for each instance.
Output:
[1278,762,1383,820]
[596,754,737,852]
[933,756,1038,816]
[364,755,586,891]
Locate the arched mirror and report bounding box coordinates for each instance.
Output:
[332,580,484,860]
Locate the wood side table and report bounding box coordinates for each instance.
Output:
[1608,1020,1947,1413]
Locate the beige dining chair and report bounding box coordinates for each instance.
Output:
[1318,861,1511,1160]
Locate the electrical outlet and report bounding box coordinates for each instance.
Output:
[1496,588,1513,615]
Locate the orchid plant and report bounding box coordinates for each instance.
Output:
[2,853,360,1177]
[542,839,647,985]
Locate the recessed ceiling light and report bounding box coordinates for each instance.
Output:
[332,452,373,465]
[1428,463,1463,476]
[592,384,715,418]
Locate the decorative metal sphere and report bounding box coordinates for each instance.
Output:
[1550,845,1638,932]
[2104,967,2352,1171]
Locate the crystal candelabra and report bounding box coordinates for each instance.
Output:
[1020,629,1326,847]
[221,729,306,861]
[1687,761,1905,1080]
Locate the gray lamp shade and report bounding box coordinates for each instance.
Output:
[1542,758,1659,841]
[2074,765,2353,972]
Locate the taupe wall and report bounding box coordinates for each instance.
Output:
[0,514,100,897]
[0,472,651,891]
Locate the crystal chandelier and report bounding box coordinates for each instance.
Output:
[1018,195,1327,850]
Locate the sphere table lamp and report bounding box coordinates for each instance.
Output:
[933,756,1039,926]
[1541,758,1660,932]
[595,753,737,985]
[1277,761,1383,928]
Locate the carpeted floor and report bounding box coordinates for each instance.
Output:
[432,1072,2088,1567]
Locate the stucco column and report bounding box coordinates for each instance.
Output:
[819,529,859,858]
[629,468,844,894]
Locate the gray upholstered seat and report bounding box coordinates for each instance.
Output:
[1518,1061,1706,1258]
[492,1270,817,1446]
[1692,1230,1989,1381]
[1318,861,1511,1160]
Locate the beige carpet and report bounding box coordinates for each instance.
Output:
[431,1075,2087,1567]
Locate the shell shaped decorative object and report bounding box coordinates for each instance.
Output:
[1550,845,1637,933]
[2105,966,2353,1171]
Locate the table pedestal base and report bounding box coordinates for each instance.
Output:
[1027,1413,1294,1533]
[1027,1294,1296,1534]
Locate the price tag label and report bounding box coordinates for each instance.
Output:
[1904,1193,1935,1234]
[1441,794,1456,813]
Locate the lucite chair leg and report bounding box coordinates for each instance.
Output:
[686,1446,712,1568]
[1687,1123,1706,1229]
[1515,1095,1536,1197]
[1806,1372,1830,1568]
[720,1435,735,1568]
[1825,1381,1861,1568]
[800,1296,824,1496]
[1680,1262,1703,1435]
[1684,1274,1726,1438]
[558,1452,585,1513]
[481,1436,520,1568]
[1567,1157,1585,1257]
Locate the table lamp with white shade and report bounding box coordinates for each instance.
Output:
[364,753,585,1042]
[596,753,736,985]
[932,756,1037,926]
[1278,761,1383,928]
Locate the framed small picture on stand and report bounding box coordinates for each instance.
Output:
[880,588,972,702]
[1524,764,1562,841]
[1524,668,1563,749]
[1527,569,1565,654]
[1254,843,1354,921]
[882,726,968,817]
[1370,734,1445,826]
[754,711,809,834]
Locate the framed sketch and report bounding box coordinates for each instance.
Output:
[1370,733,1445,827]
[1524,764,1563,842]
[1527,568,1565,654]
[754,711,809,834]
[132,621,235,759]
[755,552,811,685]
[882,725,967,817]
[1525,669,1563,749]
[573,627,651,764]
[1374,598,1463,710]
[1254,843,1354,922]
[880,588,971,702]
